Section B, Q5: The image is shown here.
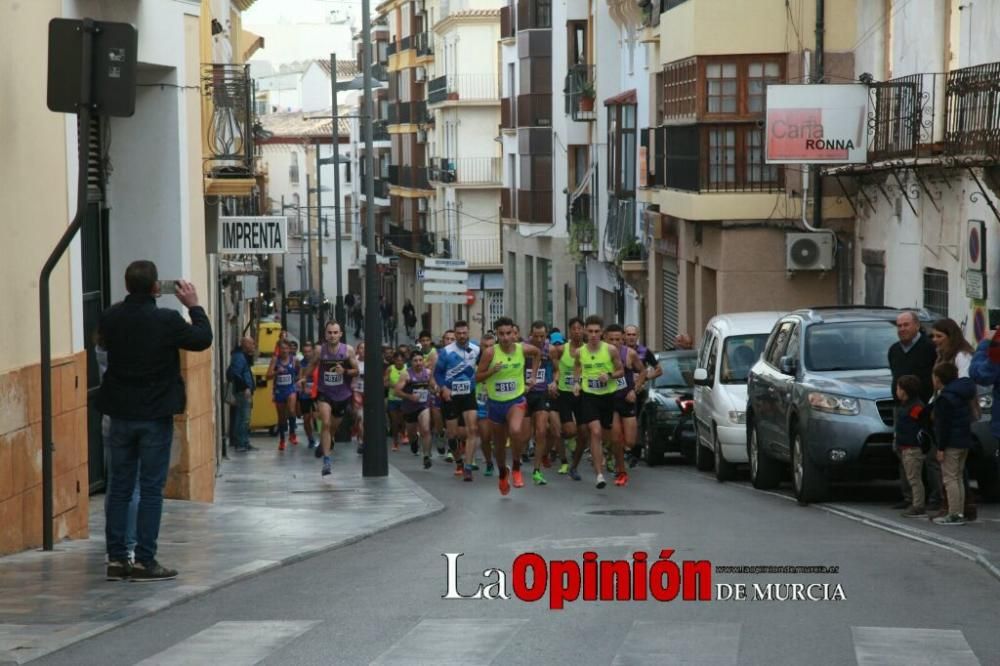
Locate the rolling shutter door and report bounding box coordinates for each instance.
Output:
[661,265,679,350]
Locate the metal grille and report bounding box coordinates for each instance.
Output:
[85,116,104,201]
[922,268,949,319]
[945,61,1000,158]
[876,400,894,426]
[661,267,679,350]
[487,290,505,330]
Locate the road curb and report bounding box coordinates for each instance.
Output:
[20,464,445,665]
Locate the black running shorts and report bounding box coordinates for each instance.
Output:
[579,392,615,430]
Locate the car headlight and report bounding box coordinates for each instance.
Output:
[978,394,993,411]
[728,410,746,425]
[807,392,860,416]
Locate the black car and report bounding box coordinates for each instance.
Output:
[638,350,698,465]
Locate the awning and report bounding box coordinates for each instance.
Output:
[466,271,504,290]
[241,29,265,62]
[604,89,637,106]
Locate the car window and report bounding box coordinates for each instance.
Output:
[655,354,699,388]
[804,320,899,371]
[719,334,768,384]
[705,336,719,381]
[765,321,795,366]
[784,325,801,360]
[698,330,715,369]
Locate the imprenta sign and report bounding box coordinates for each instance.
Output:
[218,216,288,255]
[765,84,869,164]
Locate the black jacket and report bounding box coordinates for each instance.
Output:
[894,398,927,448]
[933,377,977,450]
[97,294,213,420]
[888,332,937,403]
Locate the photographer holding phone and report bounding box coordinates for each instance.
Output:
[98,261,213,582]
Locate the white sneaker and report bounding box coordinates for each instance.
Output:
[596,473,606,489]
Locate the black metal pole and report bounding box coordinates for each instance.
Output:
[812,0,825,232]
[361,0,387,477]
[331,53,346,328]
[305,174,314,342]
[480,272,486,333]
[280,195,288,330]
[40,18,95,550]
[315,143,325,332]
[297,202,306,341]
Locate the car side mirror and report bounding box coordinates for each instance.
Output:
[693,368,709,385]
[778,355,798,376]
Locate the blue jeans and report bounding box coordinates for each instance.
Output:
[105,418,173,564]
[232,392,252,449]
[103,423,139,556]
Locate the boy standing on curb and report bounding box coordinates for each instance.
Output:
[895,375,929,518]
[931,362,975,526]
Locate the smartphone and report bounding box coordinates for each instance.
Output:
[159,280,180,296]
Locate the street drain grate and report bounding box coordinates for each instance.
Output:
[586,509,663,516]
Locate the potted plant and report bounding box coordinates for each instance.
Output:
[578,79,596,112]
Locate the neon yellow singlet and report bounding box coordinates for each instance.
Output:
[388,365,405,402]
[558,344,579,392]
[579,342,616,395]
[487,343,526,401]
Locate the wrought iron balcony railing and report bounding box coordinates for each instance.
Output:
[414,32,433,57]
[564,64,596,122]
[372,120,390,142]
[605,196,637,256]
[430,157,502,185]
[202,63,255,176]
[868,73,946,161]
[386,222,435,255]
[944,61,1000,158]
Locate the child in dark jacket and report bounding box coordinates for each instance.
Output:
[894,375,928,518]
[931,362,976,525]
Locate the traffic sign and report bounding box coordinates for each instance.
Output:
[465,290,475,306]
[422,269,469,282]
[417,268,426,281]
[424,293,469,304]
[423,282,467,294]
[425,258,469,270]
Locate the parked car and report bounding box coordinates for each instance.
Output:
[691,312,785,481]
[638,350,699,465]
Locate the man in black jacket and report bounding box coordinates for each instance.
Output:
[99,261,213,582]
[888,310,941,510]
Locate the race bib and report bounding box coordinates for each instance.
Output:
[323,371,344,387]
[451,380,471,395]
[534,369,546,383]
[564,376,578,386]
[414,389,429,403]
[495,380,518,395]
[615,377,628,390]
[587,378,606,390]
[276,374,293,386]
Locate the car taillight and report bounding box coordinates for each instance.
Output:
[676,398,694,414]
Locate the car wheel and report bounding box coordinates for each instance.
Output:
[713,428,737,482]
[749,424,781,490]
[694,422,714,471]
[642,418,662,467]
[792,428,828,504]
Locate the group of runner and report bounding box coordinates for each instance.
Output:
[267,315,662,492]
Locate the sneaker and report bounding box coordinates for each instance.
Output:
[569,466,582,481]
[308,439,317,449]
[314,445,324,459]
[901,506,926,518]
[392,443,400,452]
[423,456,432,470]
[463,466,473,482]
[244,444,258,451]
[512,469,525,488]
[606,458,615,473]
[558,463,570,475]
[615,472,629,487]
[410,437,420,455]
[454,461,464,476]
[470,462,480,471]
[627,452,639,468]
[532,469,547,486]
[891,500,910,510]
[278,438,286,452]
[445,452,454,463]
[484,462,494,477]
[437,443,446,455]
[596,473,606,489]
[498,466,511,496]
[289,433,299,446]
[129,559,178,582]
[322,457,332,476]
[541,454,552,469]
[356,442,364,455]
[932,513,967,526]
[106,560,132,581]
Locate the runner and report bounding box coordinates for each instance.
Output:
[438,329,458,459]
[384,351,407,452]
[267,339,300,451]
[624,324,660,465]
[420,330,446,455]
[605,324,647,486]
[301,321,359,476]
[477,333,496,476]
[546,332,569,475]
[525,321,554,485]
[394,350,435,468]
[297,341,318,449]
[572,315,625,489]
[352,342,366,454]
[434,321,481,481]
[553,318,587,480]
[476,316,542,495]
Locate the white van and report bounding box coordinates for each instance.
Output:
[692,311,784,481]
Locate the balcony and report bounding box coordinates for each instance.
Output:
[517,189,552,224]
[359,176,390,202]
[388,165,431,190]
[387,41,397,57]
[202,64,255,179]
[516,0,551,30]
[568,194,595,258]
[372,120,390,142]
[605,196,637,256]
[500,189,513,219]
[427,74,500,106]
[414,32,433,57]
[430,157,502,186]
[371,63,390,83]
[387,101,432,126]
[868,73,946,161]
[386,222,435,256]
[564,64,596,122]
[945,61,1000,158]
[427,76,449,105]
[517,93,552,127]
[462,238,502,267]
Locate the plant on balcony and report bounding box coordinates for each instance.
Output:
[578,79,596,112]
[616,239,645,265]
[568,217,596,263]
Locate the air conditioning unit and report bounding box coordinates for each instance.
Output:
[786,232,835,271]
[416,129,427,143]
[415,66,426,82]
[418,197,428,212]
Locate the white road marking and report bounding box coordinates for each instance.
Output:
[612,621,741,665]
[501,533,659,551]
[134,621,318,666]
[852,627,980,666]
[371,618,526,665]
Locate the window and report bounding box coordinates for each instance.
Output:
[607,104,637,196]
[702,125,781,191]
[525,255,535,324]
[720,334,768,383]
[923,268,949,318]
[534,0,551,28]
[706,62,738,113]
[662,58,697,119]
[704,335,719,382]
[699,55,785,118]
[748,61,781,113]
[804,321,898,372]
[765,321,795,366]
[707,127,735,186]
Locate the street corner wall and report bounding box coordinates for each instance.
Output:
[0,352,89,555]
[165,349,216,503]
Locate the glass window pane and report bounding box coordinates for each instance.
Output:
[722,63,737,77]
[723,81,737,95]
[708,80,720,94]
[749,81,763,94]
[765,62,780,76]
[723,98,736,112]
[708,97,720,112]
[707,64,720,77]
[749,63,762,77]
[749,97,762,112]
[726,129,735,143]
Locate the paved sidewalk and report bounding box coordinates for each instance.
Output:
[0,438,443,665]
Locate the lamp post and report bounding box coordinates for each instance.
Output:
[330,53,346,327]
[315,141,325,334]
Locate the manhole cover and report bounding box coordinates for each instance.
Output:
[291,488,359,494]
[587,509,663,516]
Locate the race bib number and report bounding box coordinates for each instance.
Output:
[495,380,518,395]
[323,371,344,387]
[534,369,546,384]
[587,378,606,390]
[564,376,578,386]
[451,380,471,395]
[276,374,293,387]
[414,389,429,403]
[615,377,628,390]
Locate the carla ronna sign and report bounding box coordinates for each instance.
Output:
[765,84,869,164]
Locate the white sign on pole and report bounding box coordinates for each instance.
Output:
[422,269,469,282]
[424,257,469,270]
[966,270,985,300]
[423,282,467,294]
[765,84,869,164]
[424,293,469,304]
[219,217,288,254]
[417,268,426,281]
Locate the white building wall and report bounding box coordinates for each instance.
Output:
[301,64,331,111]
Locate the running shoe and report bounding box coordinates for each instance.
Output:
[595,473,606,489]
[410,437,419,455]
[470,462,480,471]
[423,456,432,469]
[314,444,324,458]
[321,457,332,476]
[356,442,365,455]
[532,469,547,486]
[437,444,446,455]
[454,461,464,476]
[512,469,525,488]
[463,466,473,482]
[606,457,615,473]
[278,438,286,452]
[498,466,511,496]
[392,442,400,452]
[541,454,552,468]
[558,462,569,475]
[484,462,494,477]
[569,466,581,481]
[289,433,299,446]
[933,514,967,526]
[614,472,629,487]
[308,439,317,449]
[445,452,454,463]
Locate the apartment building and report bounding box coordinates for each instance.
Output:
[637,0,856,349]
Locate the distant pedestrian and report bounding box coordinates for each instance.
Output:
[931,362,975,525]
[98,261,213,582]
[673,333,694,350]
[403,299,417,339]
[352,301,363,338]
[345,293,356,310]
[227,337,257,452]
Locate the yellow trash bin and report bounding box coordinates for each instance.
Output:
[250,363,277,430]
[257,321,283,358]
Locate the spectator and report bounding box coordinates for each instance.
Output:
[345,293,356,310]
[403,299,417,339]
[930,318,974,377]
[227,336,257,452]
[98,262,212,582]
[894,374,929,518]
[888,310,940,510]
[352,300,364,338]
[673,333,694,350]
[931,362,975,525]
